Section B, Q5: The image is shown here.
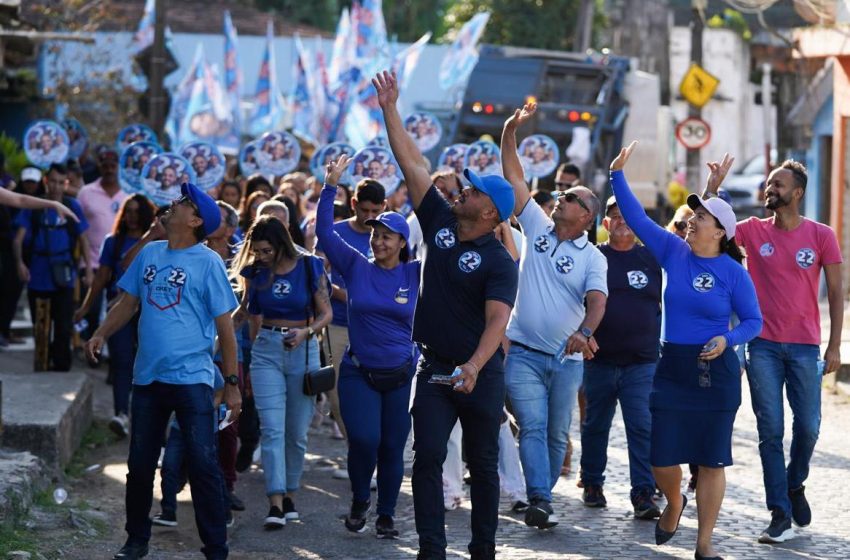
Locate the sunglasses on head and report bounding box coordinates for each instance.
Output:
[559,191,590,213]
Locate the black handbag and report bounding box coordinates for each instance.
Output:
[302,255,335,396]
[50,260,74,288]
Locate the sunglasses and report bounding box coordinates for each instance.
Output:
[558,191,590,213]
[176,195,199,214]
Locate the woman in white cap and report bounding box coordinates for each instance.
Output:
[610,141,762,560]
[317,155,420,539]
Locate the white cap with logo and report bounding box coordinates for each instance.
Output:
[21,167,42,183]
[687,193,737,240]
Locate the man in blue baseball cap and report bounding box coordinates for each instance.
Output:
[375,70,519,560]
[86,182,239,560]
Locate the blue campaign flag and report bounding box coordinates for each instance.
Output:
[439,12,491,90]
[291,35,318,143]
[165,44,204,146]
[132,0,155,53]
[223,10,242,143]
[248,20,285,137]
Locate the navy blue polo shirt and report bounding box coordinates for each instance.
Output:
[413,186,518,372]
[592,243,662,365]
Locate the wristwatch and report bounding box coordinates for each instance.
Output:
[307,326,316,338]
[580,326,593,338]
[225,374,239,386]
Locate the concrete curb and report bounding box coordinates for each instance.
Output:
[0,450,48,528]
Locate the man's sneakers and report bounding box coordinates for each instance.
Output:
[344,499,371,533]
[510,500,529,513]
[113,542,149,559]
[151,511,177,527]
[632,489,662,520]
[758,508,795,543]
[109,413,129,439]
[582,485,607,508]
[375,514,399,539]
[282,496,299,521]
[789,485,811,527]
[524,498,558,529]
[264,506,286,529]
[228,490,246,511]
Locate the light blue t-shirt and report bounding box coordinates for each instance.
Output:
[506,199,608,358]
[118,241,239,387]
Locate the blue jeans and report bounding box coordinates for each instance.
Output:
[505,345,583,502]
[338,359,413,516]
[159,423,188,516]
[746,337,821,516]
[108,319,137,416]
[411,352,504,558]
[579,361,655,497]
[250,330,318,495]
[126,382,228,559]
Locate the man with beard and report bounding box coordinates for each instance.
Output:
[375,70,518,560]
[702,158,843,544]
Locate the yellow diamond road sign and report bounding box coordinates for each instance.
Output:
[679,63,720,108]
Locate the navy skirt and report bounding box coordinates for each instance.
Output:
[649,342,741,468]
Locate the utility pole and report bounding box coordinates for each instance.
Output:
[685,3,703,192]
[575,0,594,52]
[149,0,167,140]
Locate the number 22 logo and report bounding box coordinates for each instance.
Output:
[692,273,715,292]
[167,268,187,287]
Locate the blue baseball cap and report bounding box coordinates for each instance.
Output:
[463,168,515,222]
[181,182,221,237]
[365,211,410,243]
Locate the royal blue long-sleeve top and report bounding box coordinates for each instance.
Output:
[316,184,421,369]
[610,170,762,348]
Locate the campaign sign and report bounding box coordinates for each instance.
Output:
[254,131,301,177]
[179,141,226,191]
[348,146,403,194]
[404,112,443,152]
[119,141,163,194]
[141,152,197,207]
[311,142,357,184]
[519,134,560,178]
[24,120,69,169]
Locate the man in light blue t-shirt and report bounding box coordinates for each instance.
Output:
[86,182,240,560]
[501,104,608,530]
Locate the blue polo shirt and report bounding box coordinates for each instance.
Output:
[412,186,518,372]
[317,220,372,327]
[592,243,662,365]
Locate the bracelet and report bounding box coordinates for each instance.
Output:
[465,361,480,375]
[307,326,315,338]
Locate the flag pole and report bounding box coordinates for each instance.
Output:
[149,0,168,142]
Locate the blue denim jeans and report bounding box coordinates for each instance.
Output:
[746,337,821,516]
[579,361,655,497]
[108,318,137,416]
[126,382,228,559]
[505,345,583,502]
[250,330,319,495]
[159,422,188,516]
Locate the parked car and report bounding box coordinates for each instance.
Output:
[722,150,776,218]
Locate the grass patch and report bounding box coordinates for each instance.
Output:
[64,420,115,479]
[0,523,37,555]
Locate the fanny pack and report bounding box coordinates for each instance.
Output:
[50,261,74,288]
[349,350,412,393]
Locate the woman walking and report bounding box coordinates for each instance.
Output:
[317,155,420,538]
[610,142,762,560]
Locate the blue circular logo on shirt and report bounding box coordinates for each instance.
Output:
[533,234,551,253]
[796,248,815,269]
[555,255,574,274]
[272,279,292,298]
[759,242,774,257]
[692,273,715,293]
[627,270,648,289]
[435,227,456,249]
[458,251,482,273]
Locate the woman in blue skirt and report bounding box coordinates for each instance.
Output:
[610,142,762,560]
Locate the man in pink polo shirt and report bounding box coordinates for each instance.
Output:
[704,158,843,544]
[78,146,127,338]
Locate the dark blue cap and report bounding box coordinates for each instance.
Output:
[181,182,221,237]
[463,168,515,222]
[365,211,410,243]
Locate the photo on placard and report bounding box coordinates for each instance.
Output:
[464,140,501,176]
[404,112,443,153]
[141,152,197,207]
[519,134,560,179]
[24,120,70,169]
[438,143,469,177]
[119,141,163,194]
[179,141,226,191]
[348,146,402,193]
[255,131,301,177]
[116,124,157,152]
[311,142,357,184]
[63,119,89,160]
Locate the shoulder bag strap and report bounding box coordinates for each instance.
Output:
[303,255,333,368]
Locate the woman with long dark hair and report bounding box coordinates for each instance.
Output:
[239,190,270,233]
[231,215,332,528]
[610,141,761,560]
[74,193,156,437]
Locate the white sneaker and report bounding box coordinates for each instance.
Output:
[370,477,377,491]
[109,413,129,438]
[333,468,349,480]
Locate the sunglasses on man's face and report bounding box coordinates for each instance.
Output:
[558,191,590,213]
[175,195,199,215]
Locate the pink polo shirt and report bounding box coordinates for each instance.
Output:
[736,216,842,345]
[77,179,128,268]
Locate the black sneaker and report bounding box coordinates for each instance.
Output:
[282,495,299,521]
[632,490,662,520]
[524,498,558,529]
[758,508,795,543]
[511,500,529,513]
[345,499,371,533]
[152,511,177,527]
[228,490,246,511]
[582,485,607,508]
[789,486,811,527]
[264,506,286,529]
[113,542,149,559]
[375,514,398,539]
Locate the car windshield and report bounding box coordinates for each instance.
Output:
[737,149,778,175]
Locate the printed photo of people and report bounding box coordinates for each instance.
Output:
[311,142,357,184]
[179,141,226,191]
[116,124,158,152]
[255,131,301,176]
[463,140,502,176]
[141,152,197,207]
[348,146,402,192]
[24,120,70,169]
[519,134,560,178]
[62,118,89,160]
[404,112,443,152]
[239,141,260,176]
[119,141,163,194]
[437,143,469,176]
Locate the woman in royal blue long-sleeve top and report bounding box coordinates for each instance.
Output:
[317,155,421,539]
[610,142,762,560]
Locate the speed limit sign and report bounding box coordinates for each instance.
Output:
[675,117,711,150]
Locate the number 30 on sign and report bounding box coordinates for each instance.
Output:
[675,117,711,150]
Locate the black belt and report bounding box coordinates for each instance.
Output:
[510,340,553,357]
[420,345,463,368]
[261,325,289,334]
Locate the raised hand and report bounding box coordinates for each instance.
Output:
[52,201,80,223]
[505,103,537,130]
[610,141,638,171]
[372,70,399,109]
[705,153,735,193]
[325,154,353,187]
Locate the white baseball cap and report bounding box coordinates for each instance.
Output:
[687,193,736,240]
[21,167,42,183]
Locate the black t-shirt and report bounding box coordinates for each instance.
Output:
[413,186,518,372]
[592,243,662,365]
